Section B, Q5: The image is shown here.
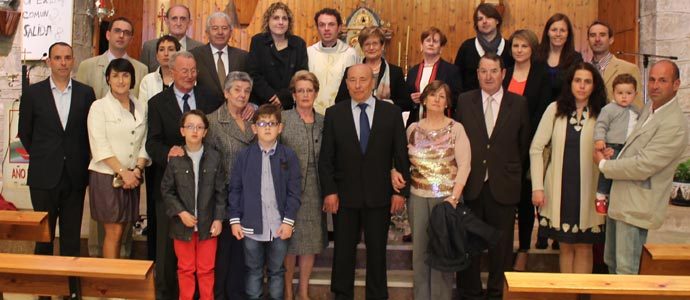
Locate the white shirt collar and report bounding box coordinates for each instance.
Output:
[210,44,229,54]
[481,87,504,104]
[106,50,130,62]
[651,96,677,114]
[351,95,376,110]
[49,76,72,92]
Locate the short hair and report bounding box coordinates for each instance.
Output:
[612,73,638,91]
[105,58,136,89]
[473,3,503,33]
[261,2,294,35]
[156,35,181,52]
[653,60,681,81]
[166,4,191,19]
[588,20,613,38]
[179,109,210,129]
[314,8,342,26]
[420,80,453,109]
[479,52,505,70]
[289,70,320,93]
[205,12,233,32]
[48,42,72,58]
[508,29,539,60]
[108,17,134,32]
[420,27,447,47]
[253,104,282,123]
[358,26,385,47]
[556,62,607,118]
[538,13,578,68]
[224,71,254,91]
[169,51,195,69]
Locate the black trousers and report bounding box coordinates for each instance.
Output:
[331,205,390,300]
[154,189,178,300]
[457,182,515,300]
[214,221,247,300]
[517,177,535,250]
[145,166,156,260]
[30,167,85,257]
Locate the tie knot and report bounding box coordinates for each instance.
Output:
[486,96,494,103]
[183,93,190,101]
[357,103,368,110]
[217,51,223,56]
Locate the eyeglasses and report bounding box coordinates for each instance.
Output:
[182,124,206,132]
[255,121,280,128]
[295,88,315,94]
[175,68,198,76]
[111,28,133,37]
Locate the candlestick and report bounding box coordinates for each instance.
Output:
[398,42,401,66]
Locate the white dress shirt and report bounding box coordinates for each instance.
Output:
[351,96,376,140]
[481,87,504,128]
[49,76,72,129]
[210,44,229,77]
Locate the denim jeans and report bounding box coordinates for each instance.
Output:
[596,143,624,196]
[243,237,289,300]
[604,216,648,274]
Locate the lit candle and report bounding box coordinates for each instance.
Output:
[405,26,410,66]
[398,42,401,66]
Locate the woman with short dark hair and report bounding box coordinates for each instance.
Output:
[87,58,150,259]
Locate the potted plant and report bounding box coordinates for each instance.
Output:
[671,159,690,206]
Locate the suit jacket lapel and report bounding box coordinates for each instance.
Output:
[366,99,385,154]
[491,95,513,141]
[469,92,489,139]
[204,45,222,90]
[604,57,621,87]
[340,101,361,153]
[41,80,65,133]
[164,88,183,120]
[63,83,80,132]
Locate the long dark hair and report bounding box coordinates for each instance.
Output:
[537,13,578,68]
[556,62,607,118]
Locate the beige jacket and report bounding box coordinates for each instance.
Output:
[76,52,148,99]
[87,92,150,175]
[530,102,605,232]
[601,98,688,229]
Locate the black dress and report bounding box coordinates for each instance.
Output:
[538,112,604,244]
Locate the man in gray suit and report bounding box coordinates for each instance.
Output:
[594,60,688,274]
[190,12,248,102]
[140,4,203,72]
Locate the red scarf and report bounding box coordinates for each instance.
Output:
[414,60,440,92]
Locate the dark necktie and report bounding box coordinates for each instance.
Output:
[182,93,191,112]
[358,102,370,153]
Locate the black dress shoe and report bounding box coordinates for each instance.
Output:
[552,240,560,250]
[535,237,548,249]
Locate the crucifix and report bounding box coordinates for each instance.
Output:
[157,4,166,37]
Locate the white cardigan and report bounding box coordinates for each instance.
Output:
[87,91,150,175]
[138,68,164,102]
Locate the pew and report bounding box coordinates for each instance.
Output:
[640,244,690,275]
[0,253,154,299]
[0,210,50,242]
[503,271,690,300]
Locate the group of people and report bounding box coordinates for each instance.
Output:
[16,2,687,300]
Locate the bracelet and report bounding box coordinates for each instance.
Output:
[134,165,144,173]
[117,168,124,175]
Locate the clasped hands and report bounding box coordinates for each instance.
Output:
[321,169,408,215]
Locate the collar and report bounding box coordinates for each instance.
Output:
[49,76,72,92]
[651,96,677,114]
[592,51,613,64]
[474,37,505,56]
[481,87,504,103]
[106,50,130,61]
[259,141,278,154]
[351,95,376,110]
[184,144,204,156]
[173,85,193,98]
[210,44,229,54]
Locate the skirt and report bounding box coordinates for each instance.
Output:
[89,171,140,223]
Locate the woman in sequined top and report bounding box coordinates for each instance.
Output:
[397,80,471,300]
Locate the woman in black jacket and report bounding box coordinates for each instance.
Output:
[502,29,552,271]
[405,27,461,127]
[247,2,308,110]
[537,13,583,102]
[335,26,413,112]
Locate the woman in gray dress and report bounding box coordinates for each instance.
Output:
[281,70,326,300]
[206,71,255,299]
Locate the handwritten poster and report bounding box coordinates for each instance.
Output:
[2,101,29,189]
[22,0,74,60]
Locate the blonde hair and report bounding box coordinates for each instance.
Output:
[289,70,320,93]
[261,2,294,35]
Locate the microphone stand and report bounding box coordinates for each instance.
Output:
[616,51,678,104]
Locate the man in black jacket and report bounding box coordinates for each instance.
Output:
[19,42,96,258]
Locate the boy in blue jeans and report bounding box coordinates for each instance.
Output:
[228,104,301,300]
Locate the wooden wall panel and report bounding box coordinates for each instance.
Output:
[104,0,144,59]
[168,0,601,74]
[599,0,639,64]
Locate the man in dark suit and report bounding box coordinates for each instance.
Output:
[319,64,411,300]
[146,51,223,300]
[140,4,203,72]
[18,42,96,258]
[455,53,530,300]
[190,12,248,102]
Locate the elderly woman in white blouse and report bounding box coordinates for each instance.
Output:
[88,58,150,259]
[138,35,180,102]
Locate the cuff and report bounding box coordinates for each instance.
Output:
[229,218,240,225]
[282,217,295,227]
[598,159,607,171]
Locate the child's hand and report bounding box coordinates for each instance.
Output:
[210,220,222,237]
[277,223,293,240]
[594,140,606,151]
[231,223,244,240]
[178,211,197,228]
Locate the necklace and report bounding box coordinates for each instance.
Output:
[569,106,588,132]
